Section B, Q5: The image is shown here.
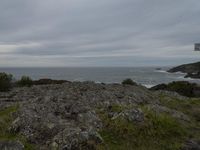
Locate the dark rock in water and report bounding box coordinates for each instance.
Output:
[182,140,200,150]
[185,72,200,79]
[0,141,24,150]
[168,61,200,79]
[155,68,162,70]
[150,81,200,97]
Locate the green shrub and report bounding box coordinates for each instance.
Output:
[0,72,13,92]
[17,76,33,87]
[150,81,200,97]
[122,78,137,86]
[167,81,195,97]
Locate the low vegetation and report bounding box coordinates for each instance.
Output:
[97,107,188,150]
[33,78,68,85]
[150,81,200,97]
[17,76,33,87]
[0,72,13,92]
[158,93,200,123]
[122,78,137,86]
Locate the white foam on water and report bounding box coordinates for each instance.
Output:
[177,76,185,79]
[143,84,155,88]
[174,71,187,75]
[154,70,167,73]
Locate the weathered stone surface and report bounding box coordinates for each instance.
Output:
[52,128,103,150]
[182,140,200,150]
[111,108,144,123]
[0,81,156,148]
[123,108,144,122]
[0,141,24,150]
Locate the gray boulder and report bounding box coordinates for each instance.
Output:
[111,108,144,123]
[0,141,24,150]
[182,140,200,150]
[52,128,103,150]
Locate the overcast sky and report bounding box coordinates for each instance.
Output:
[0,0,200,67]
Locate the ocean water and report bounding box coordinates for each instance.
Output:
[0,67,200,88]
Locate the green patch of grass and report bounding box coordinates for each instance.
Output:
[159,95,200,122]
[97,107,189,150]
[0,105,35,150]
[158,95,200,141]
[0,105,19,116]
[0,105,19,135]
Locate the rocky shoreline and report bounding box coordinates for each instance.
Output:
[168,61,200,79]
[0,80,200,150]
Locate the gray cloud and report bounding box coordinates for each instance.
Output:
[0,0,200,67]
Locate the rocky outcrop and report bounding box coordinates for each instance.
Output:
[0,141,24,150]
[185,72,200,79]
[0,81,155,149]
[0,81,199,149]
[168,61,200,79]
[109,107,144,123]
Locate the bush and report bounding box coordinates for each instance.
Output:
[0,72,13,92]
[151,81,200,97]
[167,81,196,97]
[17,76,33,87]
[33,78,68,85]
[122,78,137,85]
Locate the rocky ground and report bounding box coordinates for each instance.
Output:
[0,81,200,150]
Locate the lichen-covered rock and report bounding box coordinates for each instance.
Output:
[52,128,103,150]
[0,81,159,148]
[0,141,24,150]
[123,108,144,122]
[110,108,144,123]
[182,140,200,150]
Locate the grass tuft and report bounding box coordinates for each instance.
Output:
[97,106,190,150]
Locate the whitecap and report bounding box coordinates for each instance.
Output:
[142,84,155,88]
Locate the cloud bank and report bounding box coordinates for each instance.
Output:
[0,0,200,67]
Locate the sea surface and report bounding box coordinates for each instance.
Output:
[0,67,200,88]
